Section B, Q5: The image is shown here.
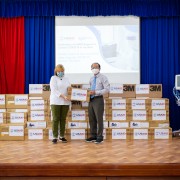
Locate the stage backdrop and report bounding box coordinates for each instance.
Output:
[0,0,180,130]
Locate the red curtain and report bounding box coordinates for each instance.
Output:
[0,17,25,94]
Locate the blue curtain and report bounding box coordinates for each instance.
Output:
[25,16,55,93]
[1,0,180,130]
[0,0,180,17]
[141,17,180,130]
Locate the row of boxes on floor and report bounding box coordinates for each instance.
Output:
[63,96,172,140]
[36,83,171,140]
[0,125,172,141]
[68,83,172,140]
[0,126,172,141]
[0,92,172,140]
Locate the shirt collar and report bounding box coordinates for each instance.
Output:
[94,72,100,78]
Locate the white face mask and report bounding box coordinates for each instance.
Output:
[92,68,100,75]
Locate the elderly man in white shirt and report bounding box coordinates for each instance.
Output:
[50,64,71,144]
[86,62,110,144]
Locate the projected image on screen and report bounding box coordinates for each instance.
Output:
[56,25,139,73]
[55,16,140,84]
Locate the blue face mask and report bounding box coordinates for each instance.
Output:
[57,72,64,78]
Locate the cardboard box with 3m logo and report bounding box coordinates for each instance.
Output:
[136,84,162,98]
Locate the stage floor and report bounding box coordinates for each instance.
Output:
[0,138,180,178]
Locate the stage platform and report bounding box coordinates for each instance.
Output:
[0,138,180,180]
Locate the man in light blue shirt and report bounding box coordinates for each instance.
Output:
[86,62,110,144]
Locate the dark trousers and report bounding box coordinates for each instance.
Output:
[88,96,104,140]
[51,105,69,138]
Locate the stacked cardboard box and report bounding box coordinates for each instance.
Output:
[107,98,130,140]
[29,84,50,99]
[107,84,172,140]
[26,99,48,140]
[0,94,28,141]
[0,95,6,125]
[6,112,28,124]
[6,94,28,109]
[0,94,6,109]
[28,85,50,140]
[70,84,83,109]
[25,128,47,140]
[66,84,89,141]
[109,84,136,98]
[67,87,90,102]
[147,98,171,139]
[0,124,26,141]
[0,83,172,141]
[135,84,162,98]
[127,98,150,130]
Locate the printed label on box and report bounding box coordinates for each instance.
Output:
[112,99,126,109]
[154,129,169,139]
[10,113,25,123]
[68,122,87,128]
[109,122,129,128]
[28,129,43,139]
[130,122,149,128]
[29,84,43,94]
[132,99,146,109]
[136,84,149,94]
[112,129,127,139]
[103,129,107,139]
[72,110,86,121]
[152,100,165,109]
[82,84,90,89]
[0,109,6,112]
[15,109,28,112]
[152,110,166,120]
[82,101,88,107]
[68,122,78,128]
[50,111,53,121]
[0,95,5,105]
[31,111,45,121]
[110,84,123,94]
[9,126,24,136]
[29,97,43,100]
[112,110,126,120]
[133,129,148,139]
[14,95,28,105]
[1,132,9,135]
[0,113,3,123]
[103,111,106,121]
[119,122,129,128]
[30,100,45,110]
[133,110,147,120]
[104,122,108,128]
[158,123,169,128]
[71,129,85,139]
[27,121,46,128]
[49,129,53,140]
[71,89,87,101]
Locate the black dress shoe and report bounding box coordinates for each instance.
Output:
[94,139,103,144]
[85,137,97,142]
[59,137,67,143]
[52,139,57,144]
